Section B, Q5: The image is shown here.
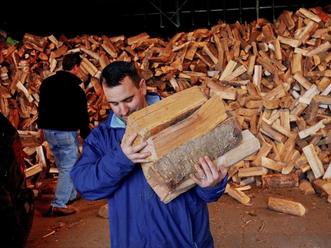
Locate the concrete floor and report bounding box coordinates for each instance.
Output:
[27,187,331,248]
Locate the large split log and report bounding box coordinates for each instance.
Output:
[124,95,242,203]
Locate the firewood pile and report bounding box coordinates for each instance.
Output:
[0,7,330,202]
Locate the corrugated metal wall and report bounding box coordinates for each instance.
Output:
[116,0,329,37]
[0,0,329,39]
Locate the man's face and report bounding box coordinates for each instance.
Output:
[103,76,147,123]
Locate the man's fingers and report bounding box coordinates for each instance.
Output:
[194,163,206,179]
[132,141,148,153]
[133,158,152,164]
[190,173,202,185]
[126,133,138,146]
[199,156,212,179]
[218,165,228,178]
[192,157,228,188]
[129,152,151,160]
[205,156,219,178]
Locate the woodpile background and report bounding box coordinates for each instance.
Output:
[0,7,330,203]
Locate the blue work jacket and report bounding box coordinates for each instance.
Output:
[71,94,228,248]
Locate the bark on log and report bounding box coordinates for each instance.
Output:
[141,98,242,202]
[262,174,299,188]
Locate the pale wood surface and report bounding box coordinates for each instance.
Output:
[268,197,306,216]
[123,86,207,146]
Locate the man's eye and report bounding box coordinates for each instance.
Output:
[125,97,133,103]
[111,102,119,106]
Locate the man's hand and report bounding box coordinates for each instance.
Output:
[190,156,227,188]
[121,133,151,164]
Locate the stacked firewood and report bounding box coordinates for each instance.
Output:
[0,7,330,202]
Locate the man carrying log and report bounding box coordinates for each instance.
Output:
[38,52,90,216]
[71,61,228,248]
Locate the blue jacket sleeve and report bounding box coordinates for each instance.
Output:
[70,129,134,200]
[194,175,228,202]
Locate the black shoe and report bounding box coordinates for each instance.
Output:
[45,206,76,217]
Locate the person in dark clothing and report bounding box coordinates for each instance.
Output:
[0,112,35,248]
[71,61,228,248]
[38,52,90,216]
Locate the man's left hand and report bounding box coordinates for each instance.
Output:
[190,156,227,188]
[121,132,151,164]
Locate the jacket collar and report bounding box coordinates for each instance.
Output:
[56,70,81,85]
[110,94,160,128]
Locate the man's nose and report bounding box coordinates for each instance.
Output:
[119,103,129,116]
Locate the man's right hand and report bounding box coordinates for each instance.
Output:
[121,133,151,164]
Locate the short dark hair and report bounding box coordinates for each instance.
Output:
[100,61,141,88]
[62,52,82,71]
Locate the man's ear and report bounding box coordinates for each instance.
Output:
[71,64,80,74]
[139,78,147,95]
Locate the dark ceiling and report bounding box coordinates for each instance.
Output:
[1,0,330,40]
